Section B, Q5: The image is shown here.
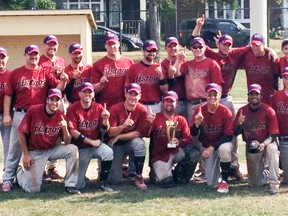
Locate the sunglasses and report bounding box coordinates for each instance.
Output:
[146,49,157,53]
[192,46,204,50]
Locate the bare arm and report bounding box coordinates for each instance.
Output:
[192,14,205,37]
[18,131,33,170]
[3,95,12,126]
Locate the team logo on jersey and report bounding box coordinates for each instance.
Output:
[247,63,272,75]
[222,62,236,71]
[17,77,46,89]
[104,66,129,78]
[134,73,159,84]
[202,124,223,134]
[0,82,7,92]
[32,123,61,136]
[78,119,99,131]
[154,125,181,138]
[186,67,209,78]
[275,102,288,113]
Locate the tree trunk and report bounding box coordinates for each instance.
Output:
[148,0,161,51]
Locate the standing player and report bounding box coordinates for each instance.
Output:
[108,83,155,189]
[175,37,223,124]
[149,91,200,187]
[64,43,92,103]
[240,33,280,104]
[16,88,80,194]
[191,83,233,193]
[0,47,11,168]
[271,68,288,185]
[2,44,68,192]
[161,37,187,117]
[39,35,67,79]
[125,40,168,113]
[91,32,134,109]
[66,82,114,191]
[235,84,280,195]
[279,38,288,72]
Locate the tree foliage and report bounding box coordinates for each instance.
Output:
[0,0,55,10]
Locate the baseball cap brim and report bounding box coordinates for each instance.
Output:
[221,40,232,45]
[251,40,262,46]
[248,89,261,94]
[146,45,158,51]
[82,86,94,92]
[128,88,141,94]
[45,39,58,44]
[70,48,83,54]
[48,93,62,99]
[163,96,177,101]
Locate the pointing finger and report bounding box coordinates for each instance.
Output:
[103,103,107,111]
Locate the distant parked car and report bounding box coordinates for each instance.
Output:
[92,25,143,52]
[177,18,250,48]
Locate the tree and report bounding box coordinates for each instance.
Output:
[0,0,55,10]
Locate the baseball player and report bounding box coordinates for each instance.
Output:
[240,33,280,104]
[64,43,92,103]
[2,45,69,192]
[125,40,168,113]
[279,38,288,72]
[149,91,200,187]
[161,37,187,117]
[16,88,80,194]
[91,32,134,109]
[234,84,280,195]
[270,69,288,185]
[108,83,155,190]
[191,83,233,193]
[66,82,114,191]
[39,34,67,79]
[0,47,11,168]
[175,37,223,125]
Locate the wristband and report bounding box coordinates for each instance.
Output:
[76,134,86,143]
[159,79,167,86]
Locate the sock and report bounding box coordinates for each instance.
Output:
[134,156,145,175]
[99,160,112,181]
[220,161,231,182]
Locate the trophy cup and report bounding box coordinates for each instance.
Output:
[166,120,178,148]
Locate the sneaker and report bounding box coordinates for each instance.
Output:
[229,166,243,181]
[134,175,148,190]
[2,181,12,192]
[47,168,64,180]
[217,180,229,193]
[269,185,279,195]
[65,187,81,195]
[122,166,129,179]
[43,171,52,183]
[99,181,113,192]
[193,172,206,182]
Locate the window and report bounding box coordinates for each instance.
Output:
[63,0,104,22]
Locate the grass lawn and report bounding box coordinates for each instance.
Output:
[0,39,287,215]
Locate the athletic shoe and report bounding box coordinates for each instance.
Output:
[43,171,52,183]
[65,187,81,195]
[269,185,279,195]
[134,175,148,190]
[99,181,113,192]
[193,172,206,182]
[217,180,229,193]
[2,181,12,192]
[47,168,64,180]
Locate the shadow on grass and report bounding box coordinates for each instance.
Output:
[1,178,287,203]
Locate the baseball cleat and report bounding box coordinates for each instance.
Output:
[217,180,229,193]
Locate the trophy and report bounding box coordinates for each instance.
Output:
[166,120,178,148]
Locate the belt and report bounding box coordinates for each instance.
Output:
[13,108,27,113]
[279,136,288,142]
[142,101,159,105]
[188,98,206,105]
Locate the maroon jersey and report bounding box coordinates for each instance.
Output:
[125,61,163,104]
[39,55,67,78]
[18,104,64,150]
[191,104,233,148]
[109,102,150,137]
[91,56,134,108]
[149,112,191,163]
[205,46,250,95]
[0,70,11,113]
[67,101,104,148]
[180,57,223,100]
[235,103,279,143]
[279,57,288,75]
[5,66,59,110]
[240,50,280,104]
[161,58,186,100]
[270,90,288,135]
[65,64,92,103]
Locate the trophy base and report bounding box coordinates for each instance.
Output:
[167,142,177,148]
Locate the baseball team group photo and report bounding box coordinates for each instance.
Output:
[1,5,288,215]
